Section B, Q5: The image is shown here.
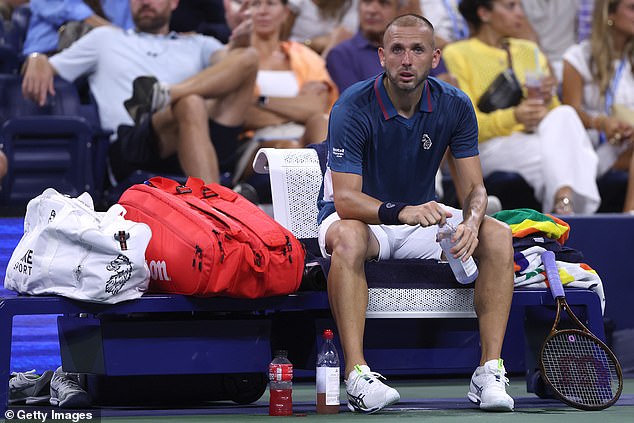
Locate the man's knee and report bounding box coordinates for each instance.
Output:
[476,217,513,263]
[327,220,371,263]
[172,94,207,121]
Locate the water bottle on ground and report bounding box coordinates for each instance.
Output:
[316,329,340,414]
[436,222,479,284]
[269,350,293,416]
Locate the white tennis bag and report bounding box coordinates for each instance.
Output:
[4,188,152,303]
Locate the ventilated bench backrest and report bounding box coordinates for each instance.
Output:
[253,148,322,239]
[253,147,477,318]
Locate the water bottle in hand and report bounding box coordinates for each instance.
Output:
[436,222,478,284]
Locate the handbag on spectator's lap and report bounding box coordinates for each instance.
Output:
[477,41,523,113]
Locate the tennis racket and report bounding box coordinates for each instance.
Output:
[540,250,623,410]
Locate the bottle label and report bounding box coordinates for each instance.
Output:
[462,257,477,276]
[269,363,293,382]
[316,367,340,405]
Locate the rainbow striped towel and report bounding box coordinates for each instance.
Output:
[494,209,605,313]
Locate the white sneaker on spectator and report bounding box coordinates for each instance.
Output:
[49,366,90,408]
[468,359,514,411]
[9,369,53,405]
[345,364,400,413]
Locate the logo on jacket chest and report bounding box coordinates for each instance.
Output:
[421,133,432,150]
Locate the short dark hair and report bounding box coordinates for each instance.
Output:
[386,13,434,33]
[383,14,435,46]
[458,0,494,32]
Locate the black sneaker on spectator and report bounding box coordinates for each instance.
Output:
[9,369,53,405]
[124,76,171,123]
[49,366,90,409]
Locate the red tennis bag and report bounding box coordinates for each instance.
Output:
[118,176,304,298]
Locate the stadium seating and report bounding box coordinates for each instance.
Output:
[0,75,109,205]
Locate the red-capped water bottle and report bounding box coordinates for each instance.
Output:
[316,329,340,414]
[269,350,293,416]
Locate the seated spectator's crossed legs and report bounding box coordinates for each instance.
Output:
[126,47,259,184]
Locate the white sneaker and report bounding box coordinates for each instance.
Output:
[345,364,400,413]
[50,366,90,408]
[468,359,514,411]
[8,369,53,405]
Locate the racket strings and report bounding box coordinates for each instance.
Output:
[542,331,620,407]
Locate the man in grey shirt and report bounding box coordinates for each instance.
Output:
[22,0,257,186]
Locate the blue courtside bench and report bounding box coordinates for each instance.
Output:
[0,147,607,412]
[0,287,604,412]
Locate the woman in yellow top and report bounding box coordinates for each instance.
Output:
[443,0,600,214]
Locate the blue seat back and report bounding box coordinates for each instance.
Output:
[0,75,82,122]
[0,74,98,205]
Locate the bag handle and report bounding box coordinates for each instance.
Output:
[146,176,247,238]
[185,177,239,202]
[501,40,514,71]
[146,176,193,195]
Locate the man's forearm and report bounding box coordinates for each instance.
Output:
[461,183,487,228]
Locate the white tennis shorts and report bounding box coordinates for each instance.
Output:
[318,205,464,260]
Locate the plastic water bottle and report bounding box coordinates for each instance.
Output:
[436,222,479,284]
[269,350,293,416]
[316,329,340,414]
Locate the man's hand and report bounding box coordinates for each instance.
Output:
[451,220,479,262]
[514,98,548,132]
[398,201,453,228]
[22,54,55,106]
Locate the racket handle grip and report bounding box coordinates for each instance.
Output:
[542,250,565,298]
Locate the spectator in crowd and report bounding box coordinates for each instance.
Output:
[318,13,515,414]
[326,0,456,94]
[520,0,596,82]
[419,0,470,48]
[23,0,134,55]
[443,0,601,214]
[243,0,337,150]
[169,0,231,43]
[285,0,358,56]
[22,0,258,186]
[562,0,634,212]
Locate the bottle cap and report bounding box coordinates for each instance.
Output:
[323,329,334,340]
[273,349,288,357]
